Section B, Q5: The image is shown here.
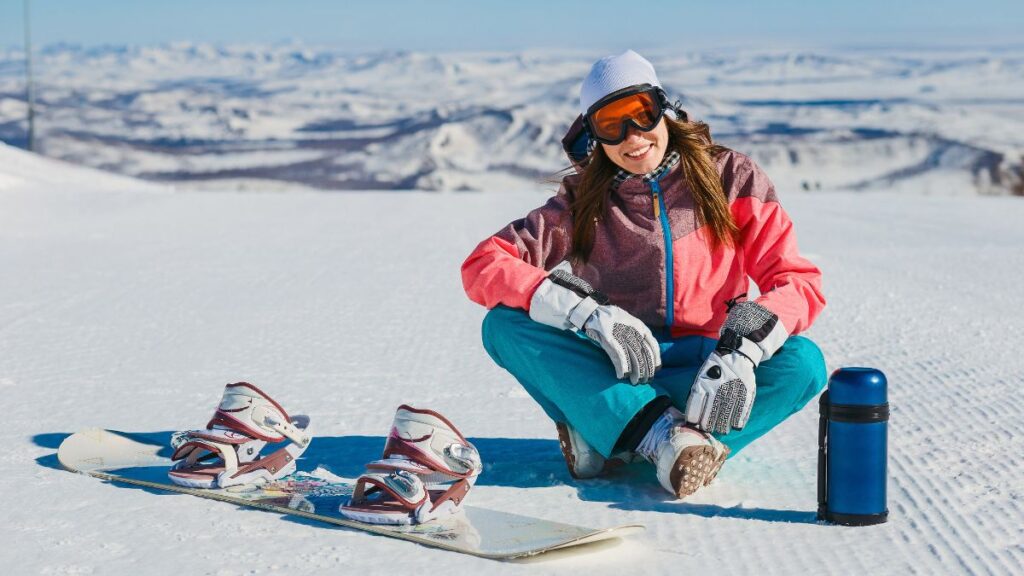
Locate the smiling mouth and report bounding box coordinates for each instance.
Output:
[624,143,653,159]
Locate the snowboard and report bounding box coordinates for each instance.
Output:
[57,428,643,560]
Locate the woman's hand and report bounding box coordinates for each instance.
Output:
[529,262,661,384]
[686,349,757,433]
[685,300,789,434]
[582,304,661,384]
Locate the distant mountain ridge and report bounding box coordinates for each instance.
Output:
[0,43,1021,194]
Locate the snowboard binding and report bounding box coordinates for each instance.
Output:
[167,382,313,489]
[340,405,482,525]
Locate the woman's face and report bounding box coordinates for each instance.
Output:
[600,117,669,175]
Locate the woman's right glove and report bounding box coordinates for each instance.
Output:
[529,262,661,384]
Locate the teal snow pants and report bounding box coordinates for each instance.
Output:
[481,305,827,459]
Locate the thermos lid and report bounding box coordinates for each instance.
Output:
[828,367,887,405]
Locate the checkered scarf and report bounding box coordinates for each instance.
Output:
[611,150,681,191]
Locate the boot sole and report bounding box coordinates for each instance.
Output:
[555,422,585,480]
[705,445,730,487]
[669,444,729,498]
[556,422,630,480]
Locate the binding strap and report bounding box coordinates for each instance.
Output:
[380,434,481,481]
[348,466,475,524]
[351,469,428,510]
[172,438,239,474]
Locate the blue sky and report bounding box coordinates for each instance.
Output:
[2,0,1022,51]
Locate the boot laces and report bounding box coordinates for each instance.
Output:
[636,409,679,463]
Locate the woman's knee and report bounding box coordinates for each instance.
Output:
[783,336,828,402]
[482,305,530,342]
[481,305,540,366]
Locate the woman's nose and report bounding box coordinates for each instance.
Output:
[622,125,646,143]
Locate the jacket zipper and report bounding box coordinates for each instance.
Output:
[651,179,674,336]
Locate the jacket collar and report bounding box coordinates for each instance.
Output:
[609,150,682,196]
[612,150,680,190]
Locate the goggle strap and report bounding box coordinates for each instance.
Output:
[585,84,659,118]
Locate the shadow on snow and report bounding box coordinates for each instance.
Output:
[35,431,817,524]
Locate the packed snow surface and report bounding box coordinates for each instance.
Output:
[2,144,1022,574]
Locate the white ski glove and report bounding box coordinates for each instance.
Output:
[529,262,661,384]
[685,301,789,434]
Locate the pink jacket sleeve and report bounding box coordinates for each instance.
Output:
[726,154,826,335]
[461,187,574,311]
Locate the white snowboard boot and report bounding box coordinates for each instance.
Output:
[636,407,730,498]
[555,422,637,479]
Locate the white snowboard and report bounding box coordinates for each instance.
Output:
[57,429,643,560]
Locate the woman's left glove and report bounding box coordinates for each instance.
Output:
[529,262,661,384]
[685,301,789,434]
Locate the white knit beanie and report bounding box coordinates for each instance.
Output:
[579,50,662,116]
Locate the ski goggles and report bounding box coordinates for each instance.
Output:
[584,84,668,145]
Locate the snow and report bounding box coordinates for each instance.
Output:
[0,141,158,193]
[2,44,1023,194]
[2,143,1023,574]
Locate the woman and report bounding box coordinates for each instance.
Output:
[461,50,827,499]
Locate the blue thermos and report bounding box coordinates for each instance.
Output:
[817,367,889,525]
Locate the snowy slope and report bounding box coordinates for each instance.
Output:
[1,44,1023,194]
[2,158,1023,574]
[0,141,159,192]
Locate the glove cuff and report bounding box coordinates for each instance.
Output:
[546,267,609,305]
[718,301,789,365]
[569,297,601,331]
[528,262,606,332]
[716,329,767,365]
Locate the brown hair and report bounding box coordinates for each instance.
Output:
[567,116,738,264]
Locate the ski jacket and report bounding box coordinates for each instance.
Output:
[461,127,825,340]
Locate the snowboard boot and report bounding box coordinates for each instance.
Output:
[555,422,637,479]
[636,407,729,499]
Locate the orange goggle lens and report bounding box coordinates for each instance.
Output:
[589,91,661,143]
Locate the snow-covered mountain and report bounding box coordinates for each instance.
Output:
[1,43,1022,194]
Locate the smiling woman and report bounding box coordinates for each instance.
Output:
[461,50,828,501]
